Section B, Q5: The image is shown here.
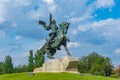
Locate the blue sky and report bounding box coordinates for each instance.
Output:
[0,0,120,67]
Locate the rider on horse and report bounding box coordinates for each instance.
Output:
[39,13,60,50]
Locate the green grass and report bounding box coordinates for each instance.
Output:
[0,72,117,80]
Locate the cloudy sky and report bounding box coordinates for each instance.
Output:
[0,0,120,66]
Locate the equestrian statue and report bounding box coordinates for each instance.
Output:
[38,13,71,59]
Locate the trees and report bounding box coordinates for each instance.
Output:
[114,65,120,78]
[34,49,44,68]
[4,55,13,74]
[0,62,5,74]
[78,56,89,73]
[27,49,45,72]
[103,57,113,76]
[0,55,14,74]
[13,65,28,73]
[0,49,45,74]
[78,52,113,76]
[28,50,34,72]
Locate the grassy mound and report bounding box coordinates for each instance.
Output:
[0,72,117,80]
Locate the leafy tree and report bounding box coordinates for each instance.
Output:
[0,62,5,74]
[13,65,28,73]
[103,57,113,76]
[78,52,103,74]
[28,50,34,72]
[13,65,23,73]
[114,65,120,78]
[78,56,89,73]
[4,55,13,74]
[90,61,105,75]
[22,65,29,72]
[34,49,44,68]
[78,52,113,76]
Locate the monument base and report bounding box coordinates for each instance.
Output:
[33,56,79,73]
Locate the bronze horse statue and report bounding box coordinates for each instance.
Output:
[39,22,71,59]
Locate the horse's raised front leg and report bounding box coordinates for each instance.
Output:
[63,45,71,56]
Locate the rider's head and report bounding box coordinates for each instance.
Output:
[52,19,56,24]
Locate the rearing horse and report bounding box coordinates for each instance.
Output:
[39,22,71,59]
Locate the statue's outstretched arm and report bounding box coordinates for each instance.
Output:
[39,20,50,30]
[39,20,46,26]
[44,13,52,30]
[38,13,53,30]
[49,12,52,24]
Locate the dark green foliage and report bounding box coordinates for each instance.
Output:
[103,57,113,76]
[90,63,105,75]
[28,50,34,72]
[4,55,13,74]
[114,65,120,77]
[78,56,89,73]
[13,65,28,73]
[0,49,45,74]
[34,49,45,68]
[78,52,113,76]
[0,62,5,74]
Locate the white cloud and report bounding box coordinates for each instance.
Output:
[0,0,7,23]
[24,0,58,21]
[78,18,119,31]
[96,0,115,9]
[28,7,45,20]
[15,35,22,40]
[0,30,6,39]
[49,4,57,12]
[43,0,54,5]
[67,42,79,48]
[71,29,78,36]
[0,48,9,60]
[69,0,115,24]
[27,0,59,20]
[12,22,17,27]
[10,52,28,66]
[0,0,32,23]
[65,11,76,18]
[14,0,31,6]
[11,52,28,58]
[70,15,93,23]
[42,0,58,12]
[91,18,118,28]
[115,49,120,54]
[0,17,6,23]
[77,18,120,40]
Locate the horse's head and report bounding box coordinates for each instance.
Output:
[59,22,70,34]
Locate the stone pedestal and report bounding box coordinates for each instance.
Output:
[33,56,79,73]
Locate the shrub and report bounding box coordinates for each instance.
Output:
[114,65,120,77]
[78,52,113,76]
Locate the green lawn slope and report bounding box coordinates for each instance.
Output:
[0,72,117,80]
